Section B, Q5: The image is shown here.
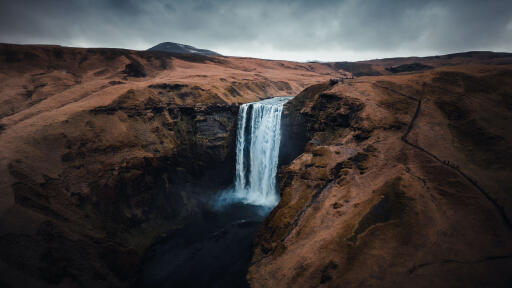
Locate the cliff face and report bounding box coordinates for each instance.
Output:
[249,64,512,287]
[0,44,335,287]
[2,87,240,287]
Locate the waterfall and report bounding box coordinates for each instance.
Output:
[223,97,292,207]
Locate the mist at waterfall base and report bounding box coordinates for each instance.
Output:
[137,97,291,288]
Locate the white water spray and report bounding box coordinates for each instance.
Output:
[219,97,292,207]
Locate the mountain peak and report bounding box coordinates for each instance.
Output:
[148,42,221,56]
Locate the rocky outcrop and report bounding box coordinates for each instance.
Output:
[249,65,512,287]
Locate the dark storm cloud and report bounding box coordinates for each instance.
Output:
[0,0,511,61]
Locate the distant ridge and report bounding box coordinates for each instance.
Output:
[148,42,222,56]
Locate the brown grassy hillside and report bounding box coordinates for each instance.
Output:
[249,63,512,287]
[0,44,337,287]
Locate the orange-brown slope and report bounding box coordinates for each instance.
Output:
[0,44,337,287]
[0,43,336,119]
[249,63,512,287]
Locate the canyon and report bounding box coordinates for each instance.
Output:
[0,43,512,287]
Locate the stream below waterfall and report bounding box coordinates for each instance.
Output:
[137,97,292,288]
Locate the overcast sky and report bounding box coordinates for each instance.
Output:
[1,0,511,61]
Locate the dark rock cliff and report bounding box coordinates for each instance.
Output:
[3,88,240,287]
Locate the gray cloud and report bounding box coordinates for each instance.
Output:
[0,0,511,61]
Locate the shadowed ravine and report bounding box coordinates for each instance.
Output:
[135,203,269,288]
[136,97,291,288]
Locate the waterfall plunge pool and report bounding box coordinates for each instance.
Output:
[137,97,292,288]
